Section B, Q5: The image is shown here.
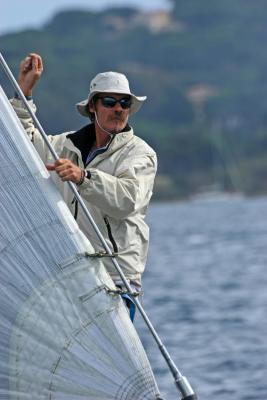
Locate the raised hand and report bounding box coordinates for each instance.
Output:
[18,53,43,97]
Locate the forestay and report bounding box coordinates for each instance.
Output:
[0,86,162,400]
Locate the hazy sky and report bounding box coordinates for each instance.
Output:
[1,0,171,34]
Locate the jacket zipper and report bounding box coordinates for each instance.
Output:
[72,154,81,220]
[72,198,78,219]
[104,216,118,254]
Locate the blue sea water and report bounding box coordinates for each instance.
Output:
[136,196,267,400]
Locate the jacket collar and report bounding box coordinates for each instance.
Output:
[67,123,132,165]
[67,124,95,165]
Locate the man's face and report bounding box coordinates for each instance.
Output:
[90,93,131,134]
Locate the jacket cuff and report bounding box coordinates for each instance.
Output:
[14,92,32,101]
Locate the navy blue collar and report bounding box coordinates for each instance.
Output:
[67,123,131,165]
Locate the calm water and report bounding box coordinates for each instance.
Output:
[136,196,267,400]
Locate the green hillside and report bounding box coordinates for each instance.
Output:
[1,1,267,199]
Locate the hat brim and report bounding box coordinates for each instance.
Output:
[76,91,146,117]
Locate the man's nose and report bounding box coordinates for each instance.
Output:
[113,101,123,111]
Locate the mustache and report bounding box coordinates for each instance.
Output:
[109,113,125,121]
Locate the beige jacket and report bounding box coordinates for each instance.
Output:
[11,98,157,286]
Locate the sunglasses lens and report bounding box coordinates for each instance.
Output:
[100,97,132,109]
[101,97,117,108]
[120,98,132,109]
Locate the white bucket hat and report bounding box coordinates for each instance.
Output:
[76,71,146,117]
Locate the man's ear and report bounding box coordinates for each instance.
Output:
[87,100,96,121]
[88,99,95,113]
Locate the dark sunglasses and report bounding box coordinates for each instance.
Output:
[97,96,132,109]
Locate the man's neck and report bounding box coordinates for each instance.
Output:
[94,122,130,149]
[95,130,111,148]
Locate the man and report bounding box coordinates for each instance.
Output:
[11,53,157,319]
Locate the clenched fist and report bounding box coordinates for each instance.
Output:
[18,53,43,97]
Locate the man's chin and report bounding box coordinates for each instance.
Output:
[108,123,126,134]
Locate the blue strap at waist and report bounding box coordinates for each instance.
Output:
[120,293,136,322]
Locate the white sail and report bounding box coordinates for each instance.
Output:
[0,86,161,399]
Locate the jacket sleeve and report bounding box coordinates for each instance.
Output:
[10,97,67,164]
[80,152,157,219]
